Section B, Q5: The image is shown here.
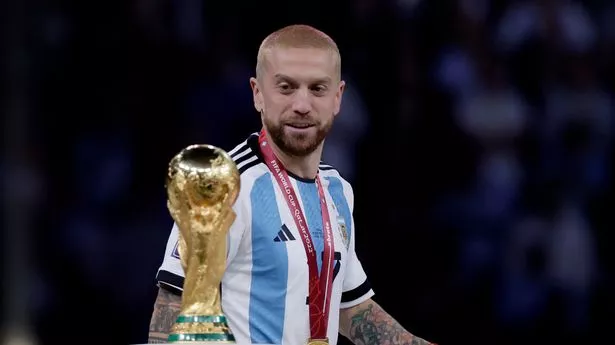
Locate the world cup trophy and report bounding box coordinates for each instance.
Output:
[165,144,240,343]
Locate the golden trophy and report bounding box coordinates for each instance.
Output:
[165,144,240,343]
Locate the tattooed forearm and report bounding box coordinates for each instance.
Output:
[148,287,182,343]
[344,301,434,345]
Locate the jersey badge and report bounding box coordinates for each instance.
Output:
[337,215,349,249]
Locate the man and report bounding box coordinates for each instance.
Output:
[149,24,435,345]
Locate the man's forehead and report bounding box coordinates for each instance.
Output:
[274,73,332,84]
[262,47,339,81]
[263,47,336,67]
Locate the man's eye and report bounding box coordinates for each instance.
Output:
[278,83,293,93]
[312,85,326,93]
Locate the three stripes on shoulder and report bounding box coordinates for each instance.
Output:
[227,136,337,175]
[228,140,260,174]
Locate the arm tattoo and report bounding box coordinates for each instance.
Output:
[148,287,182,343]
[348,303,433,345]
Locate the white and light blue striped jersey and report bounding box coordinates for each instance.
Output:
[156,133,374,345]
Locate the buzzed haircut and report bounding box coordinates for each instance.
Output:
[255,24,341,81]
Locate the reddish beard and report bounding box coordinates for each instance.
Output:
[264,117,332,157]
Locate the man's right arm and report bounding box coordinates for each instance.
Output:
[148,286,182,343]
[149,200,247,343]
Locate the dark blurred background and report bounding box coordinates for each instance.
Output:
[3,0,614,344]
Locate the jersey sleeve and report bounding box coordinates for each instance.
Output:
[155,201,249,294]
[340,183,375,309]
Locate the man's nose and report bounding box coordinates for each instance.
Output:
[291,88,311,115]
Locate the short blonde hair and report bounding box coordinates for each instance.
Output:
[256,24,341,80]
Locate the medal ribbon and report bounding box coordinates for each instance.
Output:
[258,129,335,340]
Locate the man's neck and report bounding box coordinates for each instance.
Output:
[268,136,322,181]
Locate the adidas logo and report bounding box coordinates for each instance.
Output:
[273,224,296,242]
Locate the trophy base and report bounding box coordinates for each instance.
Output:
[168,315,235,344]
[168,334,235,343]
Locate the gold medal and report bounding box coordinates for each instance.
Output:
[308,338,329,345]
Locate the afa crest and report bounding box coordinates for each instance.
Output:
[337,215,349,249]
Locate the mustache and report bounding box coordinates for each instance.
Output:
[282,119,318,126]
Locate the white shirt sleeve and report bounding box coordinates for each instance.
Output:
[155,200,248,294]
[339,182,374,309]
[340,224,375,308]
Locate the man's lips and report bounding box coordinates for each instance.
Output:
[285,123,315,129]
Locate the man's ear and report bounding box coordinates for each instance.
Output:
[333,79,345,116]
[250,77,263,113]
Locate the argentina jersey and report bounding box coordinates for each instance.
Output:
[156,133,374,345]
